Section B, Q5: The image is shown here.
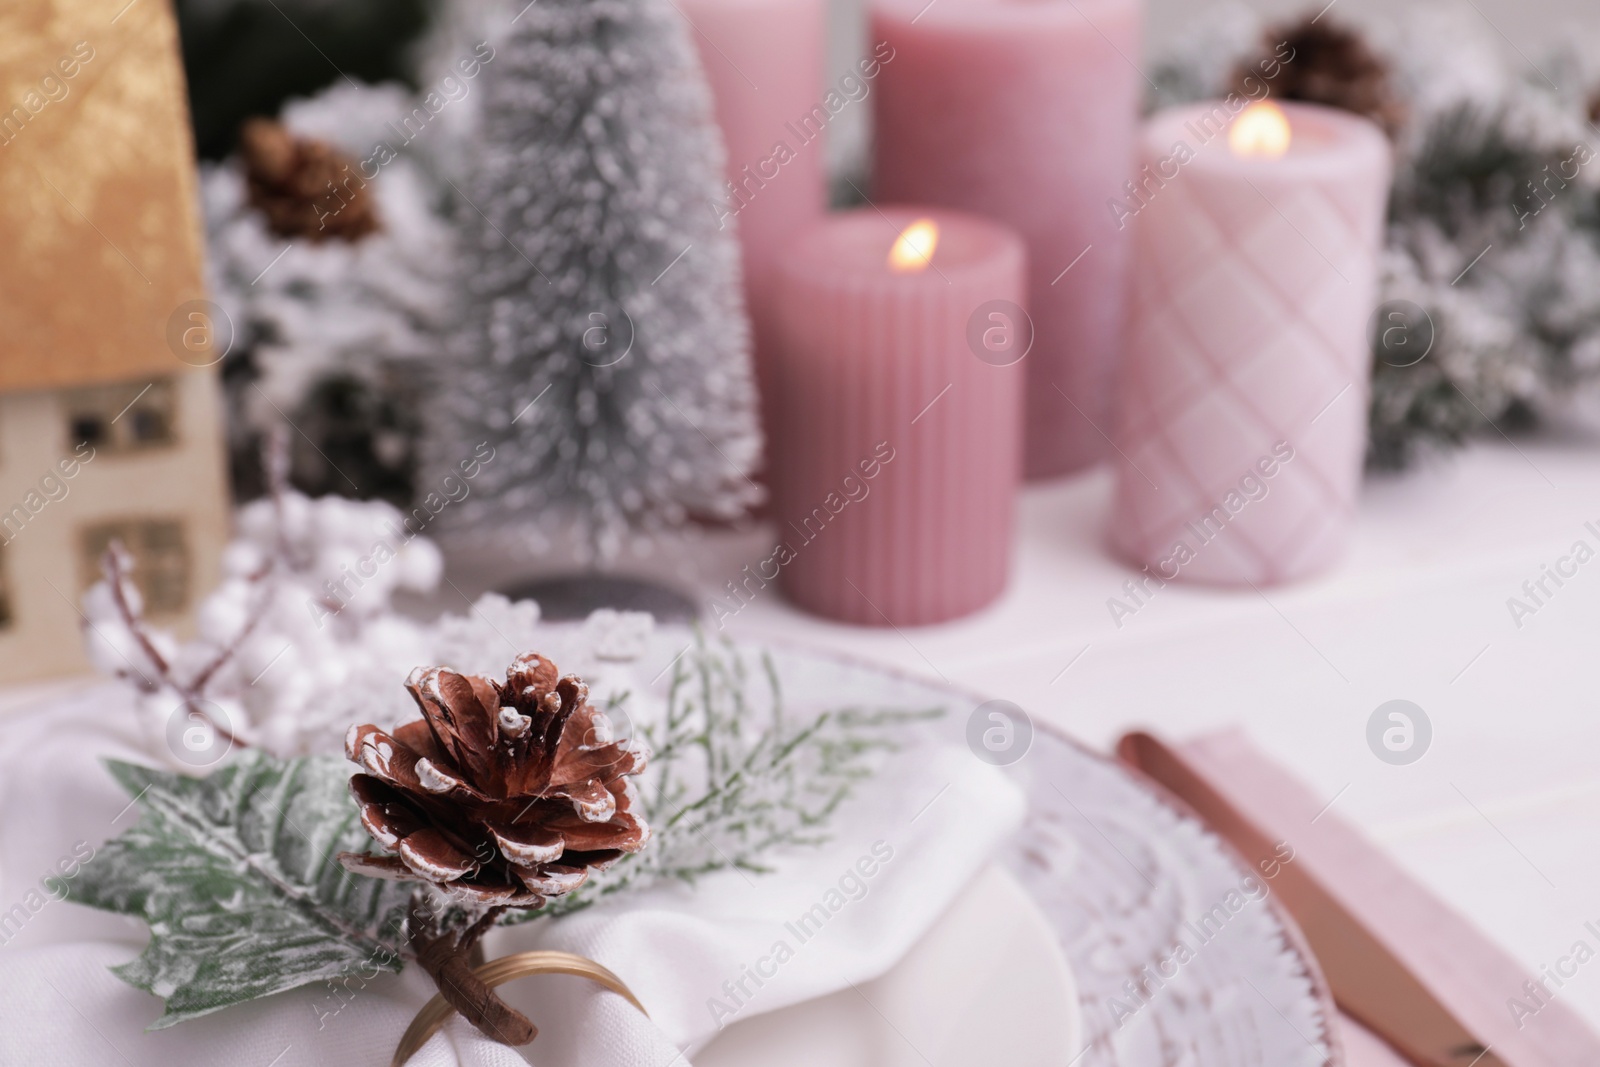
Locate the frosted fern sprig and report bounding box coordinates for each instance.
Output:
[526,634,943,919]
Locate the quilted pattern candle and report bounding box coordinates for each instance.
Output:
[1108,101,1391,586]
[769,208,1026,626]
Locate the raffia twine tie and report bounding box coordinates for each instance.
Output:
[391,950,649,1067]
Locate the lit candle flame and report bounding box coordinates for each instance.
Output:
[888,218,940,272]
[1228,101,1291,158]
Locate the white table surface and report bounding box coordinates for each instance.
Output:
[7,437,1599,1029]
[667,437,1600,1031]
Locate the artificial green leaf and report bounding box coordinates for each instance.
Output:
[67,751,411,1028]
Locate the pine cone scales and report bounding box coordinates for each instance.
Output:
[1233,17,1405,137]
[338,653,648,906]
[239,118,380,242]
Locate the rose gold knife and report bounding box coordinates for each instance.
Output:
[1117,729,1600,1067]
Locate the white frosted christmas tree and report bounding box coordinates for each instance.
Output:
[431,0,762,560]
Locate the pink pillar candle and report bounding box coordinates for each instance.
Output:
[1109,101,1392,586]
[870,0,1142,480]
[770,208,1026,626]
[680,0,828,446]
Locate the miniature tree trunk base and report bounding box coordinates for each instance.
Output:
[499,573,698,623]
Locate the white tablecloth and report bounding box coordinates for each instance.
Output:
[6,438,1600,1031]
[0,681,1021,1066]
[574,439,1600,1030]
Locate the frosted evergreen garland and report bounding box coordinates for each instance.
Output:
[203,81,457,500]
[430,0,761,560]
[173,0,430,159]
[1151,9,1600,467]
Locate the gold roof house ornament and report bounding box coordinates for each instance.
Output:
[0,0,229,682]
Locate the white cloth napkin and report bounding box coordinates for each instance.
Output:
[0,683,1024,1066]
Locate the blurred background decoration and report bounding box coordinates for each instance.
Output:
[0,0,230,684]
[1152,10,1600,469]
[188,0,1600,523]
[174,0,433,160]
[203,82,454,506]
[9,1,1600,1061]
[194,0,763,585]
[428,0,761,565]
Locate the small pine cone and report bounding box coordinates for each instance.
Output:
[238,118,381,243]
[338,653,649,907]
[1232,17,1406,137]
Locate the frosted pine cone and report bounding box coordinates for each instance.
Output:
[1233,17,1405,136]
[339,652,648,907]
[239,118,380,242]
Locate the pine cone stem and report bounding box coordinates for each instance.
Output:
[408,899,536,1046]
[459,905,507,955]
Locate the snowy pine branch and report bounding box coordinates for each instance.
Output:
[520,633,941,920]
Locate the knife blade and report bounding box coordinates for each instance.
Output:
[1117,729,1600,1067]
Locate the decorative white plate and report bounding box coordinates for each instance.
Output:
[695,864,1080,1067]
[1010,723,1336,1066]
[634,636,1339,1067]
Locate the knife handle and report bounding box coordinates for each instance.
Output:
[1117,730,1597,1067]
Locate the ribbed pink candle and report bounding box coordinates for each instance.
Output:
[771,208,1026,626]
[1109,101,1392,586]
[680,0,828,445]
[870,0,1142,481]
